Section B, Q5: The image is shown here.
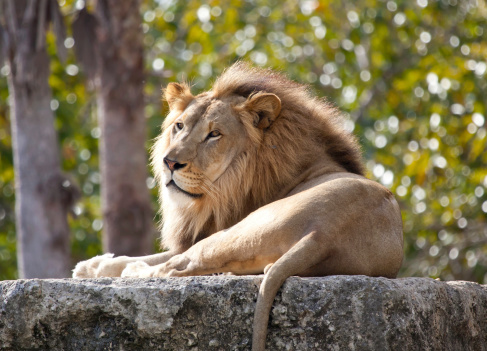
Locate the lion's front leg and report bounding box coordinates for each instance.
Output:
[123,230,284,278]
[121,206,303,279]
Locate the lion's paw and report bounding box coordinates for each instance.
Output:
[151,255,193,277]
[72,253,114,278]
[121,261,153,278]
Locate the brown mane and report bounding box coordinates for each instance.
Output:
[212,62,365,176]
[153,62,365,252]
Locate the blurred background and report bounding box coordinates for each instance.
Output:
[0,0,486,282]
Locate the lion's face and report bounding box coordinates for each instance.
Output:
[152,83,281,207]
[158,95,248,203]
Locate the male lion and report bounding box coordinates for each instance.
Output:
[73,62,403,351]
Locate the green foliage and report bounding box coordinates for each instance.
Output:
[0,72,16,279]
[0,0,486,282]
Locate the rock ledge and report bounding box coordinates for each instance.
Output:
[1,276,486,350]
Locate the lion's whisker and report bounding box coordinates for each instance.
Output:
[200,180,218,203]
[204,184,220,203]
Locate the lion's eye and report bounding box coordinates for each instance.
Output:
[208,130,221,139]
[175,122,184,131]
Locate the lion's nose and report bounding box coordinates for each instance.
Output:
[164,157,187,172]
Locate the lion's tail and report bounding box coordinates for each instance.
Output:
[251,231,329,351]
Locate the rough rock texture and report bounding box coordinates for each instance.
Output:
[1,276,486,350]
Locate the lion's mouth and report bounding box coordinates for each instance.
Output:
[166,180,203,199]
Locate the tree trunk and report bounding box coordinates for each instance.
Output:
[3,0,73,278]
[94,0,154,256]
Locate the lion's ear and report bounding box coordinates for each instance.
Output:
[163,82,193,110]
[244,92,281,129]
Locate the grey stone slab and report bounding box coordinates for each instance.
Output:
[1,276,486,350]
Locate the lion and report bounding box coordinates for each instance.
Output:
[73,62,404,351]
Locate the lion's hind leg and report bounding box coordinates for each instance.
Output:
[252,231,330,351]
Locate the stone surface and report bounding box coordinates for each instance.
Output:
[1,276,486,350]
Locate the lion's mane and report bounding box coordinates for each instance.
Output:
[152,62,364,252]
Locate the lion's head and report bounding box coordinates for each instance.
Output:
[152,62,364,252]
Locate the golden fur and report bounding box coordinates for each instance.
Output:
[152,62,364,253]
[73,62,403,351]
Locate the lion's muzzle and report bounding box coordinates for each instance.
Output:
[164,157,187,172]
